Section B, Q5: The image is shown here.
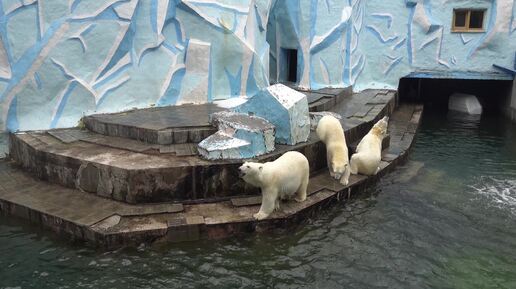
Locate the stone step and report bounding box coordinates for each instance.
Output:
[0,101,421,247]
[198,112,275,160]
[8,89,395,205]
[82,103,225,145]
[8,130,328,204]
[46,127,199,156]
[79,87,352,146]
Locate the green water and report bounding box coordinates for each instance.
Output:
[1,111,516,289]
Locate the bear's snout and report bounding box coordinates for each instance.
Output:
[238,166,246,178]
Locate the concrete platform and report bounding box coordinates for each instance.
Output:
[0,103,422,248]
[83,103,225,145]
[9,89,393,204]
[81,87,351,145]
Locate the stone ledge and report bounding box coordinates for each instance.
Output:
[0,102,421,248]
[83,103,225,145]
[8,90,395,204]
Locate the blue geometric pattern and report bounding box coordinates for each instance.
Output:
[0,0,515,132]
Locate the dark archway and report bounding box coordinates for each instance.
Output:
[398,77,513,115]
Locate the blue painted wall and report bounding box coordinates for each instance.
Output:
[0,0,515,132]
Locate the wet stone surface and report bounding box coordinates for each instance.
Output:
[0,98,421,247]
[83,104,225,145]
[87,103,226,130]
[7,89,394,204]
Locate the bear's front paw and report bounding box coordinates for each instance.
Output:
[339,178,349,186]
[294,196,306,203]
[253,212,268,220]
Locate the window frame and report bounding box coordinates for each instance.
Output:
[451,9,486,33]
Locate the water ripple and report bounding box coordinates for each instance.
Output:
[470,177,516,215]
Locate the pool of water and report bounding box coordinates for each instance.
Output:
[1,110,516,289]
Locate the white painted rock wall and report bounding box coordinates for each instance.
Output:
[448,93,483,115]
[234,84,310,145]
[198,111,275,160]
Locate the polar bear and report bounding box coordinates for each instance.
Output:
[349,116,389,176]
[316,115,350,185]
[238,151,309,220]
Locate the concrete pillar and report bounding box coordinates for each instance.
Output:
[510,79,516,122]
[502,78,516,122]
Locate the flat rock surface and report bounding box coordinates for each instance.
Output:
[0,90,424,247]
[0,101,422,247]
[86,103,226,130]
[13,89,388,170]
[83,87,351,133]
[0,162,184,227]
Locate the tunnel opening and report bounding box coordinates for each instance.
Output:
[398,77,514,115]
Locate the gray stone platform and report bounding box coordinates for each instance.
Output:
[83,103,225,145]
[81,87,351,146]
[9,89,388,204]
[0,102,423,247]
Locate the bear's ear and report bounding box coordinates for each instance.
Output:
[259,165,263,171]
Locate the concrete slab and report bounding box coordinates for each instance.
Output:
[8,90,395,205]
[83,104,225,145]
[0,100,422,247]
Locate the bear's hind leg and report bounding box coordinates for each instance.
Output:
[295,175,308,202]
[349,154,359,174]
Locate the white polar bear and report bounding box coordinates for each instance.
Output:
[238,151,309,220]
[316,115,350,185]
[349,116,389,176]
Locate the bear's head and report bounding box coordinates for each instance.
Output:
[238,162,264,187]
[332,160,348,180]
[371,116,389,138]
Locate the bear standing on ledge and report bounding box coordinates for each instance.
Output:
[316,115,350,185]
[350,116,389,176]
[239,151,309,220]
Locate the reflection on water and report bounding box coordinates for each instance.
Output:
[0,110,516,289]
[447,110,482,125]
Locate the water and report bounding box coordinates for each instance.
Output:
[1,110,516,289]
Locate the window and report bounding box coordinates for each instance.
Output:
[452,9,486,32]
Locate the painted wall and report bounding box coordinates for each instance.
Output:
[356,0,516,91]
[0,0,273,131]
[0,0,515,132]
[267,0,516,91]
